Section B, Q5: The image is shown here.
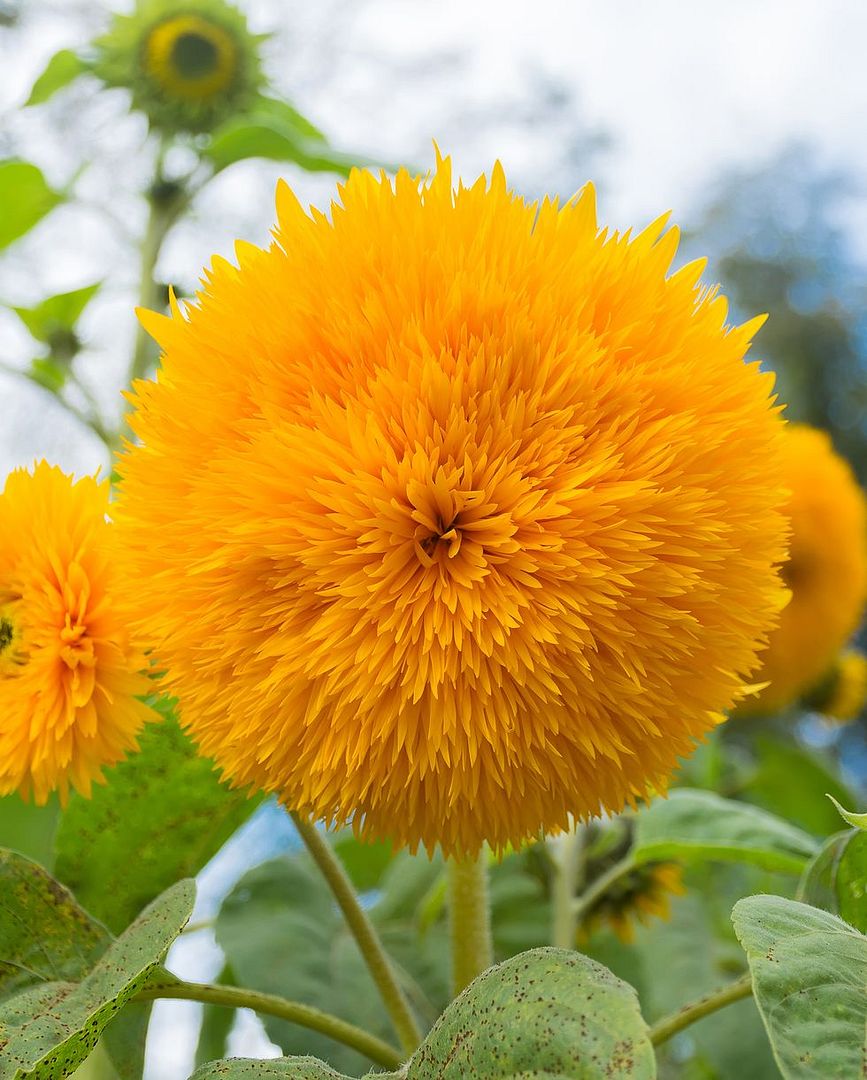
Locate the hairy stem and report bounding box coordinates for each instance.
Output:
[551,823,587,950]
[447,850,493,996]
[649,971,753,1047]
[135,978,403,1068]
[291,813,423,1056]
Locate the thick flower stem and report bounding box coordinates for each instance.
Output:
[291,813,422,1056]
[135,978,403,1069]
[447,850,493,997]
[572,853,635,930]
[551,823,587,950]
[648,972,753,1047]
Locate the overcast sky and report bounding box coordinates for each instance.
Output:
[3,0,867,481]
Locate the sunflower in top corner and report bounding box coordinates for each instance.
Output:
[735,424,867,717]
[0,464,156,803]
[115,153,790,857]
[93,0,266,133]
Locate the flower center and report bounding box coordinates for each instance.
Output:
[0,616,12,654]
[171,31,219,79]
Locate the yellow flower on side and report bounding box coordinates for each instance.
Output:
[116,154,789,856]
[579,863,686,945]
[93,0,265,133]
[740,425,867,716]
[0,463,155,803]
[816,649,867,724]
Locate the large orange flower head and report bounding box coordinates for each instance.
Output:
[742,424,867,716]
[116,155,789,855]
[0,463,155,803]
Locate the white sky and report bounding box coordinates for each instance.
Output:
[3,1,867,1073]
[4,0,867,480]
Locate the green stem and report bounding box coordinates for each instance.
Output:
[447,850,493,996]
[291,813,422,1056]
[648,972,753,1047]
[551,823,587,950]
[128,135,193,388]
[572,854,635,929]
[135,978,402,1069]
[129,192,178,386]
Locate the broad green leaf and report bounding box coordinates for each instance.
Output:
[330,833,395,893]
[251,97,327,142]
[0,850,109,1004]
[732,894,867,1078]
[799,828,867,933]
[634,789,817,873]
[411,947,655,1078]
[205,119,366,176]
[744,736,857,835]
[55,710,260,934]
[216,849,447,1073]
[827,794,867,831]
[0,878,194,1080]
[190,1057,365,1079]
[0,162,63,250]
[13,282,101,344]
[193,949,655,1079]
[25,50,87,106]
[29,357,68,393]
[0,796,58,869]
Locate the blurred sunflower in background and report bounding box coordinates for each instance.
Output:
[0,464,155,804]
[93,0,266,132]
[116,154,789,857]
[578,862,685,944]
[808,648,867,724]
[739,424,867,717]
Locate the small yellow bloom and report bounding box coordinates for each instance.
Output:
[116,154,789,856]
[579,863,686,945]
[741,425,867,716]
[0,463,154,803]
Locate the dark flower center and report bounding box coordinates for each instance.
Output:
[171,31,219,79]
[0,616,13,653]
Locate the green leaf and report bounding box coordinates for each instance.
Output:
[799,828,867,933]
[12,282,101,344]
[205,118,367,176]
[216,849,448,1074]
[0,162,63,250]
[744,736,858,835]
[732,894,867,1078]
[0,850,110,1005]
[0,878,194,1079]
[0,796,58,870]
[29,357,68,393]
[251,97,328,143]
[411,947,655,1078]
[190,1057,363,1079]
[827,794,867,831]
[330,833,395,893]
[54,710,260,934]
[634,789,817,873]
[192,949,654,1079]
[25,50,87,106]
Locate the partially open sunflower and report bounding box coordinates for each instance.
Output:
[93,0,266,133]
